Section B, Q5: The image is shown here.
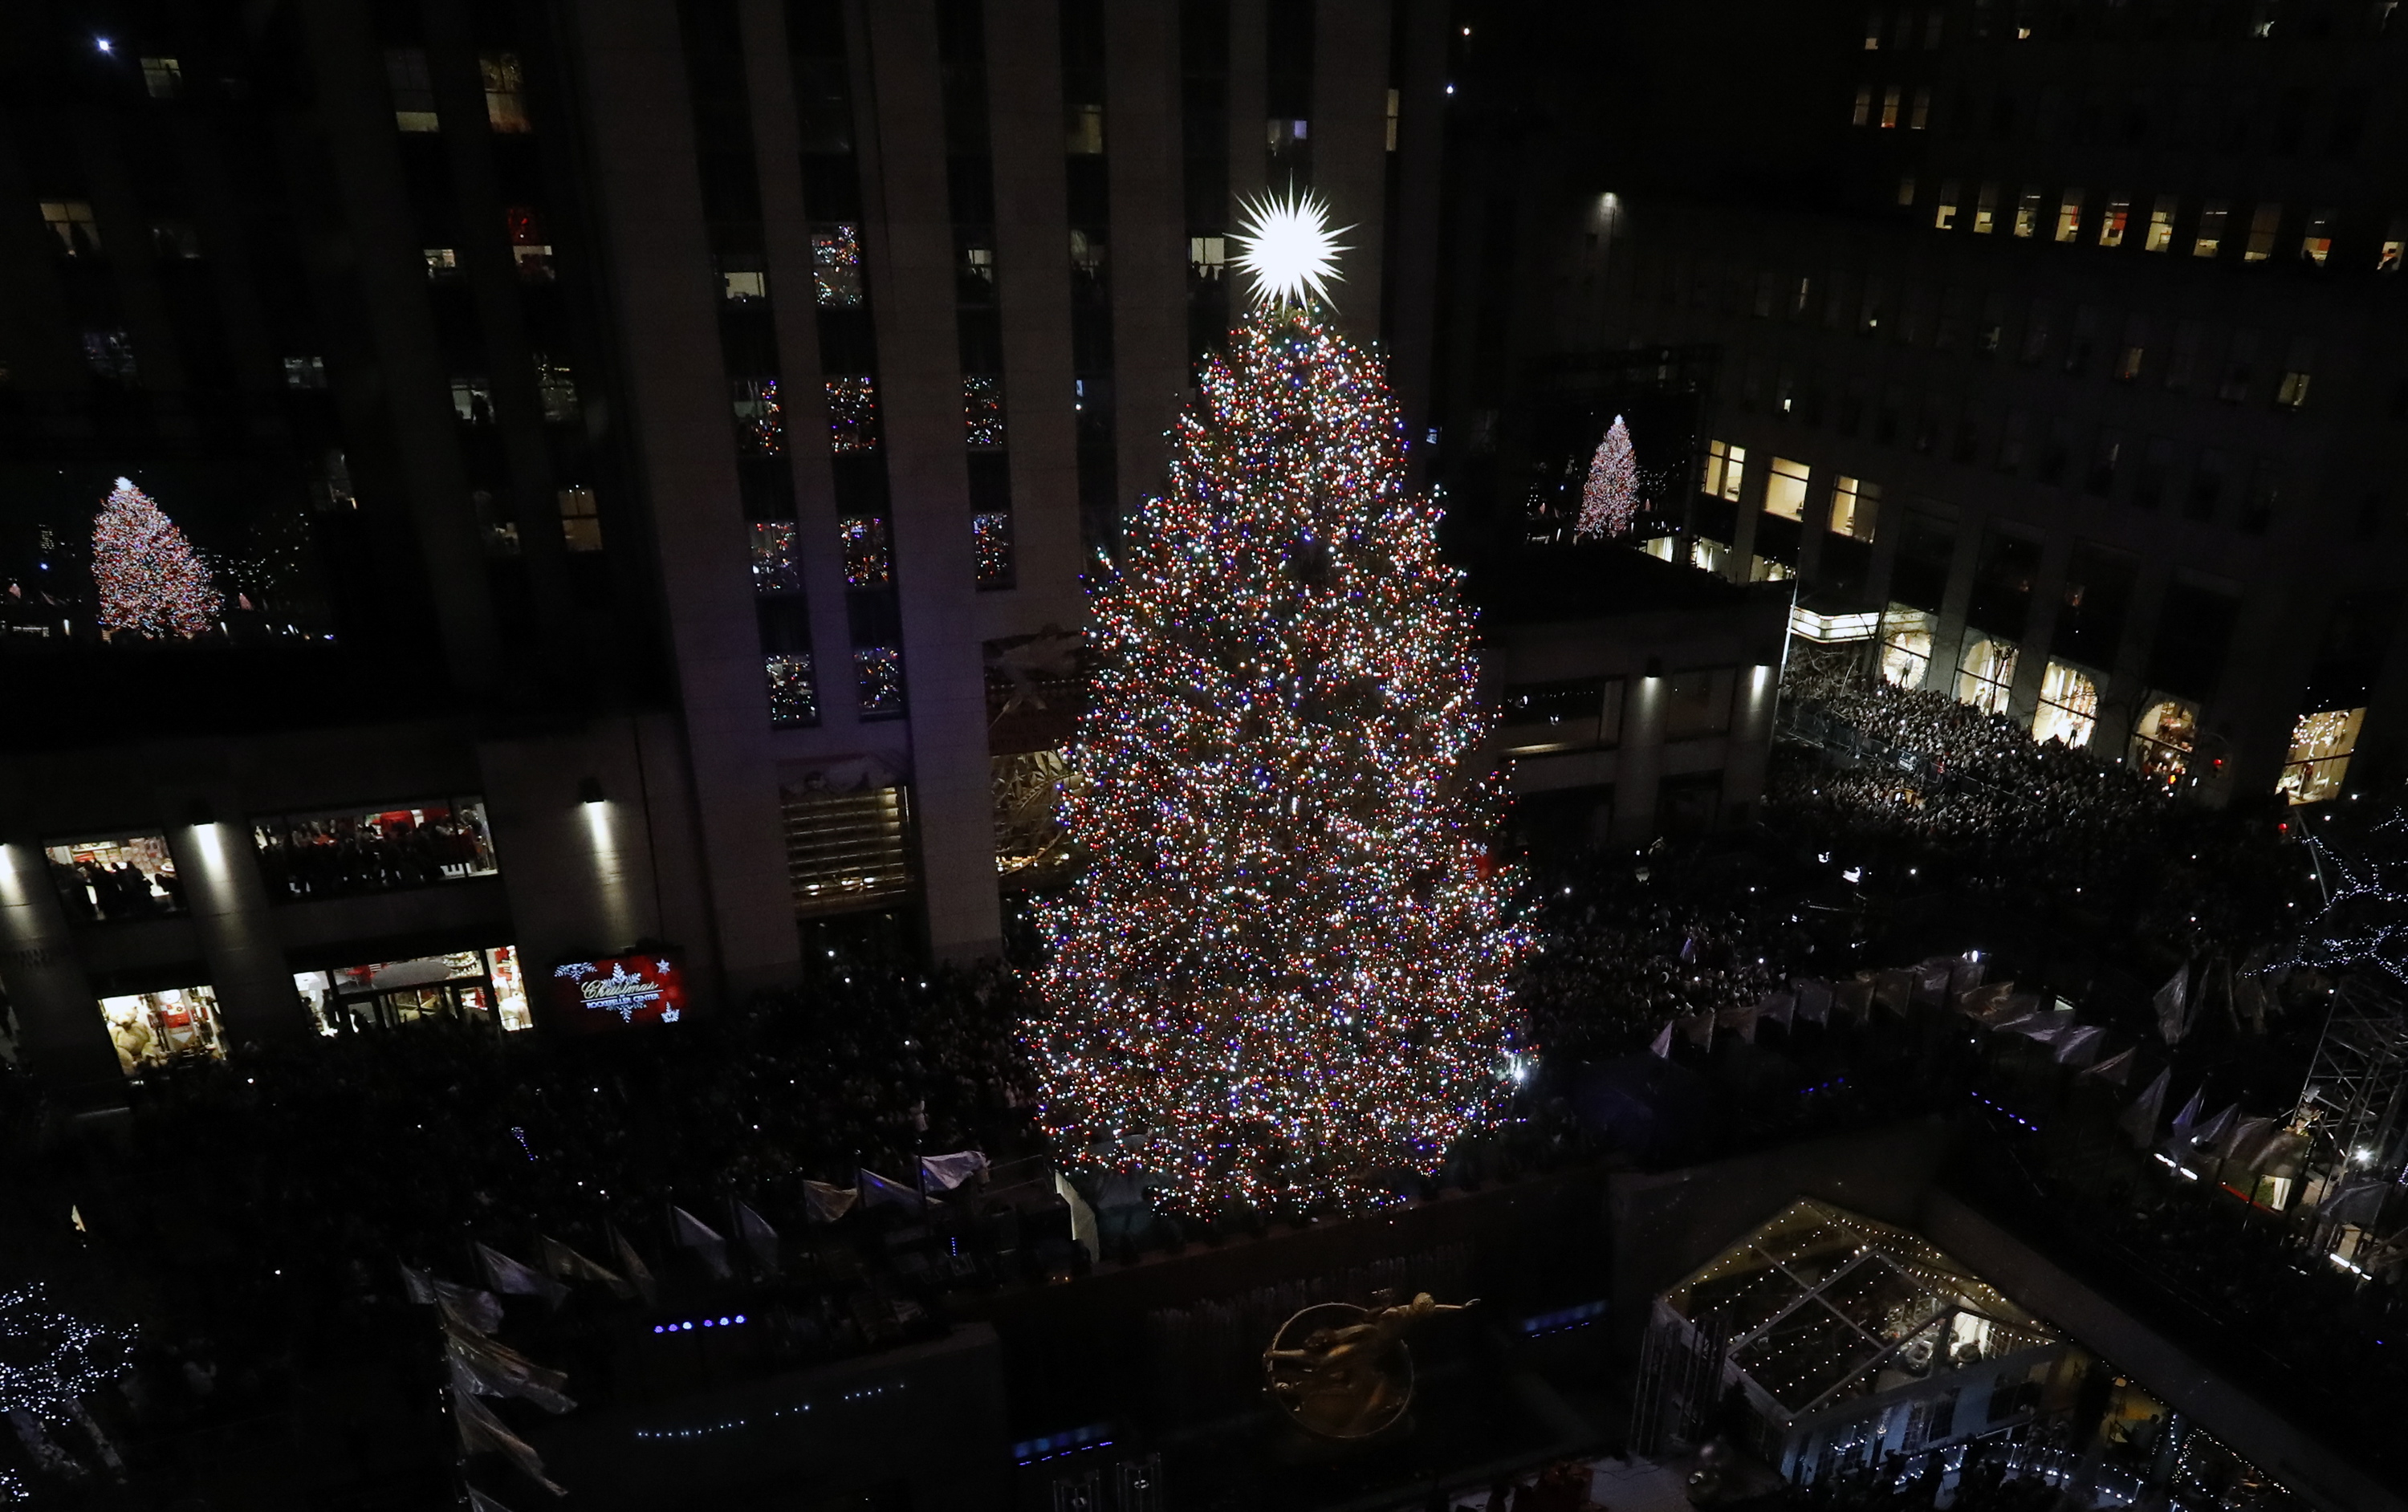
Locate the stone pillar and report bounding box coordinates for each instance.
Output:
[171,801,312,1047]
[0,842,120,1083]
[1612,671,1667,847]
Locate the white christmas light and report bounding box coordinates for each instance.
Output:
[1230,189,1352,308]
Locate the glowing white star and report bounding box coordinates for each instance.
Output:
[1232,189,1352,308]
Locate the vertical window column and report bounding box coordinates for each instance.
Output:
[1181,1,1232,375]
[681,0,815,725]
[1062,0,1119,559]
[938,0,1015,589]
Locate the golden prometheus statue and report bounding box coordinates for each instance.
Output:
[1262,1291,1476,1440]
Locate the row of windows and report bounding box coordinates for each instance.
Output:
[46,798,499,925]
[1645,253,2325,417]
[1856,76,2375,159]
[1909,180,2406,272]
[385,49,534,136]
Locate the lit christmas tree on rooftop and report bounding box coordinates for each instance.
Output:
[91,478,222,640]
[1576,415,1639,539]
[1031,193,1521,1214]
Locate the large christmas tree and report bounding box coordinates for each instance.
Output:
[1576,415,1638,539]
[1033,193,1521,1214]
[92,478,222,640]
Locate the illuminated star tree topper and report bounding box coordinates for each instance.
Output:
[91,477,222,640]
[1231,189,1353,308]
[1031,299,1523,1215]
[1576,415,1640,539]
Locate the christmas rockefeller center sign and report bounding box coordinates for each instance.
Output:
[548,954,687,1033]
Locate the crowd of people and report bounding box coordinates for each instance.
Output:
[252,803,498,900]
[1513,847,1808,1063]
[2,649,2394,1504]
[1771,665,2296,994]
[48,853,184,921]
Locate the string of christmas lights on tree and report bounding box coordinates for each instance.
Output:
[1031,192,1522,1215]
[91,478,222,640]
[2272,807,2408,982]
[0,1284,136,1421]
[1576,415,1639,539]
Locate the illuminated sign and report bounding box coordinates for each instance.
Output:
[548,954,686,1032]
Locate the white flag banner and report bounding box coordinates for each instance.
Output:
[920,1151,990,1192]
[1948,955,1986,998]
[539,1235,634,1299]
[803,1179,859,1223]
[1873,970,1914,1016]
[400,1264,503,1335]
[2322,1179,2390,1229]
[454,1385,567,1496]
[1837,977,1874,1022]
[1648,1020,1674,1058]
[477,1243,567,1307]
[669,1205,732,1278]
[2187,1104,2240,1155]
[2083,1046,2138,1084]
[1678,1011,1715,1048]
[2117,1069,2170,1148]
[2154,965,2194,1045]
[1759,991,1795,1030]
[2052,1025,2109,1067]
[734,1200,780,1270]
[2221,1116,2276,1173]
[1715,1006,1759,1043]
[609,1224,658,1306]
[858,1169,925,1211]
[1912,958,1954,1005]
[1794,979,1833,1024]
[446,1327,576,1414]
[1958,983,2015,1022]
[469,1487,522,1512]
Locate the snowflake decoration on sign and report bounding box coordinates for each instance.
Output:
[552,962,597,982]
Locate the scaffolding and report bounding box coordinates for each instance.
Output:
[2292,977,2408,1238]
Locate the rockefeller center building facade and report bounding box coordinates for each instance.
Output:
[1445,0,2408,809]
[0,0,1450,1084]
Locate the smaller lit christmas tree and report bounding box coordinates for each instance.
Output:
[92,478,222,640]
[1576,416,1639,539]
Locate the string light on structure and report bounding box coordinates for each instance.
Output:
[2272,807,2408,982]
[91,478,222,640]
[1028,299,1523,1216]
[1230,189,1352,308]
[0,1284,137,1419]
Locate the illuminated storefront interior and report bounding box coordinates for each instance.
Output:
[295,946,531,1034]
[99,986,225,1075]
[45,833,187,922]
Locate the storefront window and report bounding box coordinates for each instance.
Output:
[45,834,187,923]
[99,986,225,1075]
[1955,637,2017,716]
[2131,697,2198,789]
[2032,660,2099,748]
[295,945,531,1035]
[254,798,498,902]
[1878,607,1934,689]
[2278,707,2365,804]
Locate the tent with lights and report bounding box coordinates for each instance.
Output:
[1630,1199,2068,1483]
